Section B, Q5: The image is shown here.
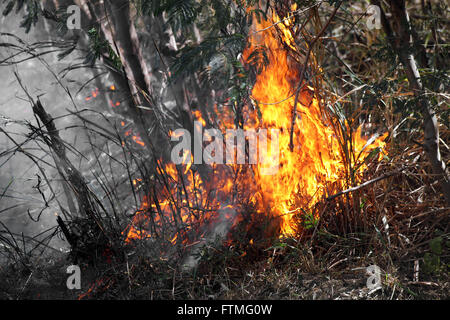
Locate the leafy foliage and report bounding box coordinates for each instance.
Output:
[2,0,41,33]
[84,28,122,70]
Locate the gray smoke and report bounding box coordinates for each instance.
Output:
[182,205,237,271]
[0,13,106,253]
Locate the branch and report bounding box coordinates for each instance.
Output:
[372,0,450,204]
[289,2,341,151]
[326,168,405,201]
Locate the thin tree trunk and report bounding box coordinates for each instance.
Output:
[76,0,170,159]
[372,0,450,204]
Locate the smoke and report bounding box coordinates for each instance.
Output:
[0,12,105,252]
[182,205,237,271]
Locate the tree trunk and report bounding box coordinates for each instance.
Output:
[372,0,450,204]
[76,0,170,159]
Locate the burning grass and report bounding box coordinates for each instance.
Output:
[0,2,448,300]
[0,140,448,299]
[121,6,391,250]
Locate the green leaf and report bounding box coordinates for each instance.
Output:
[430,236,443,255]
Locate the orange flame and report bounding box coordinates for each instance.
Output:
[123,7,387,243]
[243,9,386,236]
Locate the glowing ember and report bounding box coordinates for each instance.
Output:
[85,88,99,101]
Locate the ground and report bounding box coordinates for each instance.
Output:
[0,244,447,300]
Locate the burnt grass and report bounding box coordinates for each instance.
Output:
[0,235,448,300]
[0,198,448,300]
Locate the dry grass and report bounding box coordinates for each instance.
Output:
[0,0,448,300]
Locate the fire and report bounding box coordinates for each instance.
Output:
[243,9,387,236]
[123,161,235,245]
[122,7,387,244]
[85,88,99,101]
